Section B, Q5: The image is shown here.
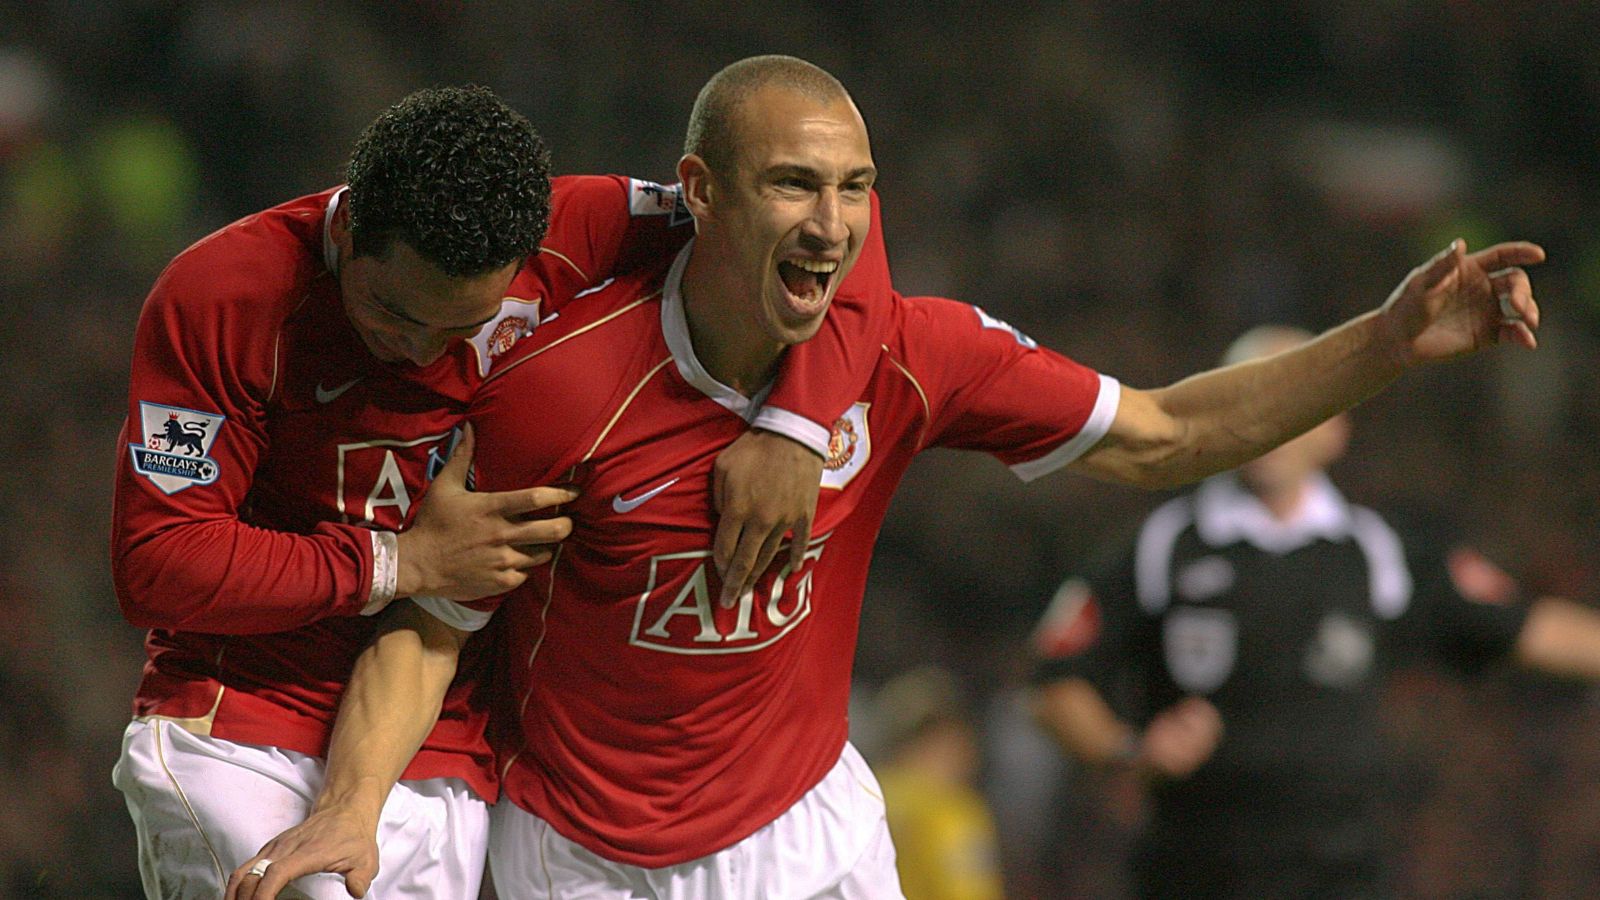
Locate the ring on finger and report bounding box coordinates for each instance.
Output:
[247,858,273,878]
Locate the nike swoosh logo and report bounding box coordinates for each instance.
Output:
[611,477,680,514]
[315,378,362,404]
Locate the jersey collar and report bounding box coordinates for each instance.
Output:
[1194,472,1353,554]
[660,240,774,422]
[322,186,348,275]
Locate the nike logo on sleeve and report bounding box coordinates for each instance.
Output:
[315,378,362,404]
[612,478,680,514]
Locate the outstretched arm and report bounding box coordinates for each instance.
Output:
[226,602,471,900]
[1073,240,1543,489]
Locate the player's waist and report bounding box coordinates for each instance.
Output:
[497,729,852,867]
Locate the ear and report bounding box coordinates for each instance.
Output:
[677,154,715,221]
[329,195,354,256]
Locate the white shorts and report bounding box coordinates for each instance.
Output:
[112,719,489,900]
[488,742,904,900]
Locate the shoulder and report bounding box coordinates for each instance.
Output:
[148,190,330,333]
[1131,493,1201,614]
[549,173,629,215]
[1346,503,1414,619]
[484,266,665,387]
[886,295,1044,361]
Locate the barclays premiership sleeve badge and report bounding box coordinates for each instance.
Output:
[129,402,227,494]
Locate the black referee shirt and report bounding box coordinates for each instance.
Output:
[1034,473,1528,875]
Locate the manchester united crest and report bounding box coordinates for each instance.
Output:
[467,297,541,375]
[820,402,870,490]
[487,316,531,360]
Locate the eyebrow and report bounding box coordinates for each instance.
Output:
[373,292,498,331]
[766,163,878,183]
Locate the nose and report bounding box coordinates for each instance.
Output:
[799,188,848,251]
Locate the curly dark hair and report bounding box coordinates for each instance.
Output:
[345,85,551,277]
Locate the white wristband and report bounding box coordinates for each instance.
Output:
[362,530,399,615]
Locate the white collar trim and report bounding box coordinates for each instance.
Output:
[1194,472,1352,554]
[661,240,773,421]
[322,186,348,275]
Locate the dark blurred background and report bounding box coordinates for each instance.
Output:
[6,1,1600,897]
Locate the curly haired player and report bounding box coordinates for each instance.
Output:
[112,84,892,900]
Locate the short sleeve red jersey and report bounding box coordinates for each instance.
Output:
[464,239,1118,863]
[111,174,891,799]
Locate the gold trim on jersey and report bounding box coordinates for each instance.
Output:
[485,293,660,386]
[536,246,589,284]
[582,357,674,463]
[506,464,580,783]
[884,347,932,449]
[153,720,227,886]
[136,684,227,736]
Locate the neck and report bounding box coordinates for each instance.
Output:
[1241,473,1313,522]
[680,242,785,396]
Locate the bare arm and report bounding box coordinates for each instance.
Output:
[1073,240,1543,489]
[226,603,469,900]
[1514,596,1600,681]
[1033,678,1222,780]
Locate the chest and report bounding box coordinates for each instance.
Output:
[249,323,472,532]
[1154,539,1383,694]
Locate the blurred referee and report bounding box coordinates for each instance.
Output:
[1030,325,1600,899]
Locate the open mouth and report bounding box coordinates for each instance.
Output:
[776,259,839,317]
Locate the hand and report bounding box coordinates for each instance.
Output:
[1138,696,1223,780]
[711,429,824,608]
[396,424,577,600]
[1380,238,1544,366]
[224,806,379,900]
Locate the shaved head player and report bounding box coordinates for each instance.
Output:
[232,56,1542,899]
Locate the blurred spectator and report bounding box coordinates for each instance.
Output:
[872,667,1005,900]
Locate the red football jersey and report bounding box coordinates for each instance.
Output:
[111,175,889,799]
[460,245,1118,864]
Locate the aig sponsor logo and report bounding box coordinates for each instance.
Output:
[335,431,454,528]
[629,535,828,654]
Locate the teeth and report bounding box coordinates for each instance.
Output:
[789,259,838,274]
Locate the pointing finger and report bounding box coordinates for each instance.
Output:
[1469,241,1546,274]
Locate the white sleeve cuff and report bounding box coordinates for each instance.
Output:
[1010,374,1122,483]
[409,595,496,632]
[751,407,831,458]
[362,530,400,616]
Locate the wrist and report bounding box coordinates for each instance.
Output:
[311,778,389,826]
[392,531,424,598]
[1364,305,1414,376]
[1108,729,1142,767]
